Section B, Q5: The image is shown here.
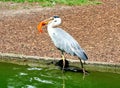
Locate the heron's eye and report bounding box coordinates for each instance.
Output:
[54,20,57,22]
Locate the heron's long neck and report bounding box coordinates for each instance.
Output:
[47,24,53,30]
[47,25,56,37]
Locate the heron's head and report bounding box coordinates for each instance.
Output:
[37,16,61,33]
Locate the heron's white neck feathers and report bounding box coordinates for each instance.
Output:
[47,17,62,40]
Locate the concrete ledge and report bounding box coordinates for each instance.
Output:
[0,52,120,73]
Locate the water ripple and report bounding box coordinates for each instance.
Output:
[27,67,42,71]
[33,77,53,84]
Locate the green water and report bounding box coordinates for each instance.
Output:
[0,62,120,88]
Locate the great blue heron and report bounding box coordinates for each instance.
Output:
[37,16,88,74]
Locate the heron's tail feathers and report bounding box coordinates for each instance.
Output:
[82,52,88,60]
[76,51,88,61]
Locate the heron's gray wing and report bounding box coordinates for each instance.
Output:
[50,28,88,61]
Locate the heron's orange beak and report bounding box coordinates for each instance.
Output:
[37,17,53,33]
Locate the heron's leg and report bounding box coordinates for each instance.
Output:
[80,59,86,76]
[61,52,65,70]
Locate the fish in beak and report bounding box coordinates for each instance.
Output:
[37,17,53,33]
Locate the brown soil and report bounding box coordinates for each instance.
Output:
[0,0,120,63]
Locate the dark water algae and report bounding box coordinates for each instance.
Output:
[0,62,120,88]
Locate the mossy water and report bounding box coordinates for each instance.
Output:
[0,62,120,88]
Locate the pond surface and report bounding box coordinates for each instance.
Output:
[0,62,120,88]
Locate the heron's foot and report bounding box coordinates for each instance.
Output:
[82,68,89,75]
[82,68,88,79]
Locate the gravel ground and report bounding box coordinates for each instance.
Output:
[0,0,120,63]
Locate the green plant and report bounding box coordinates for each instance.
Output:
[0,0,102,7]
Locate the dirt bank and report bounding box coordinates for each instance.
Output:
[0,0,120,63]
